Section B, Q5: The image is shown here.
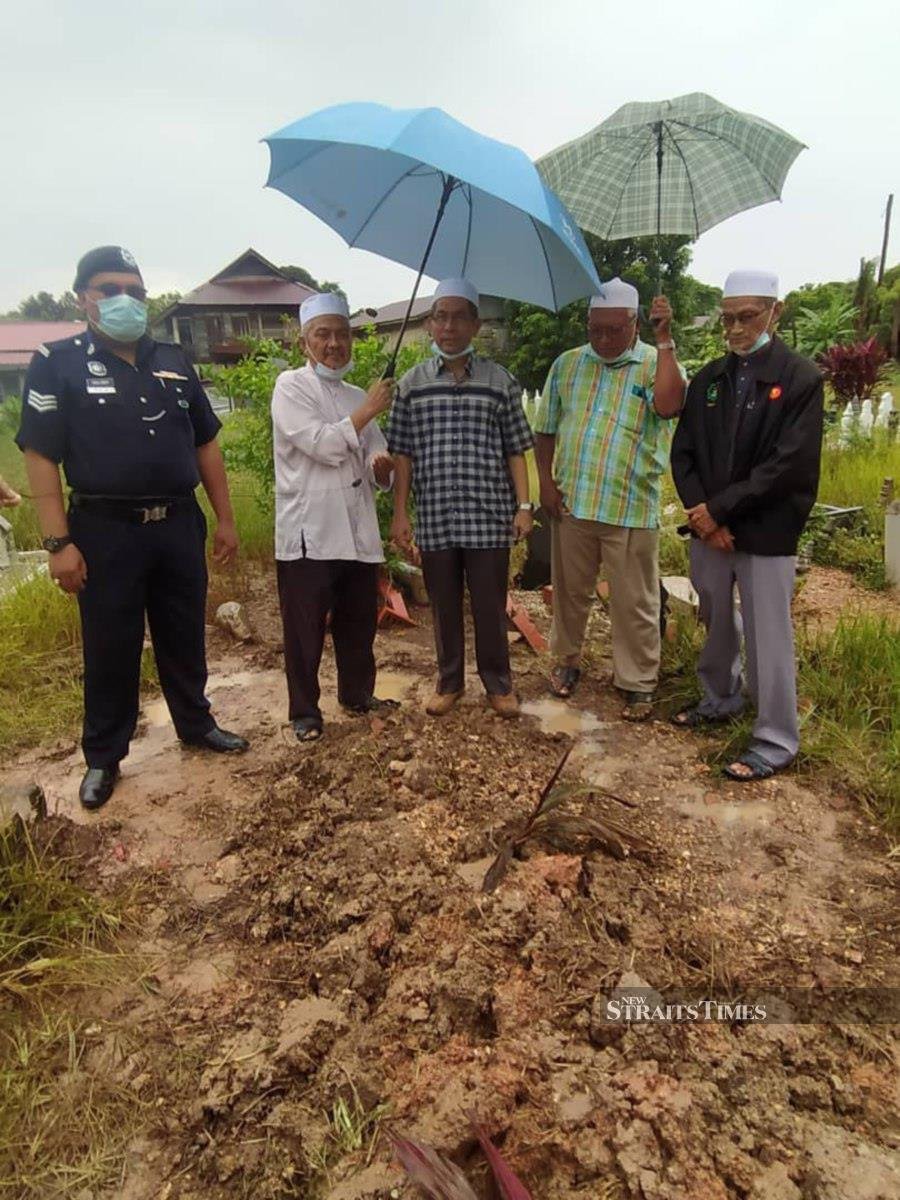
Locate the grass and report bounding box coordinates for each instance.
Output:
[0,572,157,758]
[0,822,138,1196]
[0,821,125,1000]
[661,610,900,835]
[302,1084,389,1193]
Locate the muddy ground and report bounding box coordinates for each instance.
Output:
[5,569,899,1200]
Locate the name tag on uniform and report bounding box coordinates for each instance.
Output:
[85,377,118,395]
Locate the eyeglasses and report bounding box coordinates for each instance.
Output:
[719,308,768,328]
[90,283,148,301]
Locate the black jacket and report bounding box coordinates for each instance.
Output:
[671,338,823,556]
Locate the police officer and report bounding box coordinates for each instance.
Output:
[16,246,249,811]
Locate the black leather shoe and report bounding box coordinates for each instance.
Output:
[183,725,250,753]
[79,767,120,811]
[341,697,401,715]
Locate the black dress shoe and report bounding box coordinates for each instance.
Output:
[183,725,249,753]
[79,767,120,811]
[341,696,401,715]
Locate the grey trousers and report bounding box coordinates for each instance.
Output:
[689,539,799,768]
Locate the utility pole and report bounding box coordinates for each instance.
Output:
[878,193,893,285]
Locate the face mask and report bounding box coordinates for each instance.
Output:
[586,344,629,366]
[313,359,353,381]
[431,340,474,361]
[93,294,148,343]
[747,331,771,355]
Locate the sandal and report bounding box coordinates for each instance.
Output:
[291,718,323,742]
[549,665,581,699]
[723,750,777,782]
[671,706,732,729]
[621,691,655,722]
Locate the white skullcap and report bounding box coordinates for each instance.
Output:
[299,291,350,329]
[722,270,779,299]
[433,277,479,311]
[590,277,638,311]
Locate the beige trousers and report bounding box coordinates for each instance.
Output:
[550,513,660,694]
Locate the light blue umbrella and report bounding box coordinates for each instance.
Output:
[263,103,602,366]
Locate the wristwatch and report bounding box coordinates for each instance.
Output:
[518,502,534,511]
[42,535,73,554]
[656,340,676,351]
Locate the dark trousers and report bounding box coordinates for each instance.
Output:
[276,558,378,723]
[70,502,214,769]
[420,547,511,696]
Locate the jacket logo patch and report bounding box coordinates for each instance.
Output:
[27,389,58,412]
[705,383,718,406]
[769,385,783,401]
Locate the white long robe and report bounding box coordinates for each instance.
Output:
[271,364,387,562]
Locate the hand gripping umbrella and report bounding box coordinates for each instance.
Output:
[263,102,603,374]
[537,92,805,293]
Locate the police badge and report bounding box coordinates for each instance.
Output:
[87,361,107,377]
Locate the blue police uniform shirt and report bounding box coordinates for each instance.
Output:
[15,330,221,496]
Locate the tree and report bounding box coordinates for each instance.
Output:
[11,291,80,320]
[278,265,347,300]
[147,292,182,326]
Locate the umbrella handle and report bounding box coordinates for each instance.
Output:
[383,174,457,379]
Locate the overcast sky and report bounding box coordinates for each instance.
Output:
[0,0,895,313]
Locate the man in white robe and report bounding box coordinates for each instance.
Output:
[271,292,394,741]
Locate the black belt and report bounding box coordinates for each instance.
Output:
[69,493,194,524]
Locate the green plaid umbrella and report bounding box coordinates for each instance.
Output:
[537,93,805,286]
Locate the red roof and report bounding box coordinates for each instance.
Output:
[0,321,84,366]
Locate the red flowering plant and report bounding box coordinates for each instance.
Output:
[816,337,889,405]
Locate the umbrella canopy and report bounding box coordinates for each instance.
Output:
[537,92,806,242]
[263,102,602,312]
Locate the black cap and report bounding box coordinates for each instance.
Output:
[73,246,143,292]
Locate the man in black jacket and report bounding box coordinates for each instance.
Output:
[670,270,823,781]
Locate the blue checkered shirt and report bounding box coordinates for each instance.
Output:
[387,354,533,551]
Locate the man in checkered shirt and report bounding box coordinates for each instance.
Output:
[387,279,534,719]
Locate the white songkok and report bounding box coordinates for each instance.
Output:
[589,277,639,311]
[722,270,779,300]
[433,277,480,312]
[300,291,350,329]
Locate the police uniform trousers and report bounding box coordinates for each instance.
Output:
[420,547,512,697]
[70,501,214,768]
[689,538,799,769]
[276,558,378,723]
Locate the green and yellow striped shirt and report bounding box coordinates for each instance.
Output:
[535,339,674,529]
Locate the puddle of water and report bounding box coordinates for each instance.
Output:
[678,797,772,829]
[521,698,603,737]
[376,670,419,701]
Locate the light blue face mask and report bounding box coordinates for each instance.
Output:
[747,331,772,355]
[431,340,474,361]
[94,294,148,343]
[313,359,353,381]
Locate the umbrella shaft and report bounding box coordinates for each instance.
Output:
[385,175,457,377]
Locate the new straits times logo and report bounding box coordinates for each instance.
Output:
[601,986,900,1025]
[606,994,768,1023]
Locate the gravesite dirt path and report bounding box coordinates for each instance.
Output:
[5,573,899,1200]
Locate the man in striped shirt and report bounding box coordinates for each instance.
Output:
[534,278,685,720]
